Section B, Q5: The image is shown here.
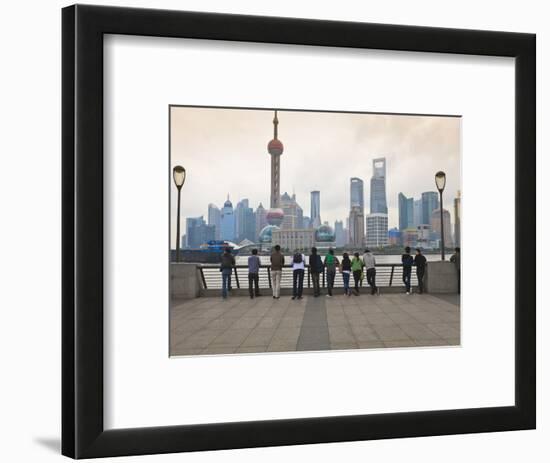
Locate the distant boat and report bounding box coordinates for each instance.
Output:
[177,240,240,263]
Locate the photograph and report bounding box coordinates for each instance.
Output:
[169,106,461,356]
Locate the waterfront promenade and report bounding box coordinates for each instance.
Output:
[170,293,460,356]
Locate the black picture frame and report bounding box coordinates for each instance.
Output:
[62,4,536,459]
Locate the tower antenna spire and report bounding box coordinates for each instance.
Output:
[273,110,278,140]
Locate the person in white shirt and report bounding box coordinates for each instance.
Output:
[291,250,306,300]
[362,248,379,295]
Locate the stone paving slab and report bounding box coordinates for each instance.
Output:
[170,293,460,356]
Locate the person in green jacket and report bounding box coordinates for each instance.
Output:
[324,248,340,297]
[351,252,364,295]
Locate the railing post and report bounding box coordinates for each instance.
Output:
[389,265,395,287]
[267,267,272,289]
[233,267,240,289]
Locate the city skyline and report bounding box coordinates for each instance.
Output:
[171,106,461,243]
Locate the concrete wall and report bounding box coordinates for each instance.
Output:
[426,261,459,294]
[170,263,203,300]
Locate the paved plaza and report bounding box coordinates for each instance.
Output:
[170,292,460,356]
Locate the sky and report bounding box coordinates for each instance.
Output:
[170,106,461,240]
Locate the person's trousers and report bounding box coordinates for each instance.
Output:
[292,269,304,297]
[353,270,362,293]
[248,272,260,297]
[403,269,412,292]
[271,269,282,298]
[416,268,425,293]
[311,272,321,296]
[366,268,377,294]
[327,269,336,295]
[221,268,232,298]
[342,271,351,294]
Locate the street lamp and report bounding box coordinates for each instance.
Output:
[435,171,446,260]
[173,165,186,262]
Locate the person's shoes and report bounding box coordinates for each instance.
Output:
[250,296,254,299]
[291,296,296,300]
[298,296,303,300]
[326,294,332,297]
[406,291,410,295]
[273,296,276,299]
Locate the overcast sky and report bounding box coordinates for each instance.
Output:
[170,106,461,239]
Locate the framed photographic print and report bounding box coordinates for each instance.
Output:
[62,4,536,459]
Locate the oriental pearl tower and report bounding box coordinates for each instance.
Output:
[265,110,284,227]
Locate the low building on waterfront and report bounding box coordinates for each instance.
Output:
[271,228,315,252]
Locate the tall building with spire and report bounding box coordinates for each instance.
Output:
[220,195,236,241]
[265,110,284,227]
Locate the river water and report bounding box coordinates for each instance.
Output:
[235,253,446,265]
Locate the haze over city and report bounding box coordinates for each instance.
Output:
[170,106,461,244]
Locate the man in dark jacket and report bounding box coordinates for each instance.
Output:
[414,248,427,294]
[309,247,324,297]
[220,247,235,299]
[402,246,414,295]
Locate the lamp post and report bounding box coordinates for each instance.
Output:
[173,165,186,262]
[435,171,446,260]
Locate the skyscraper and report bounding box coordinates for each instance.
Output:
[235,199,256,242]
[398,193,414,230]
[207,203,221,240]
[413,199,423,227]
[280,192,303,230]
[220,196,236,241]
[370,158,388,214]
[431,208,453,248]
[349,205,365,247]
[350,177,364,213]
[421,191,439,225]
[334,220,346,247]
[310,190,321,228]
[264,111,285,229]
[454,190,461,247]
[365,213,389,248]
[185,216,215,248]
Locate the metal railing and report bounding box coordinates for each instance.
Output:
[198,264,419,290]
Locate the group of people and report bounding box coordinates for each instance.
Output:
[298,247,380,299]
[219,245,461,299]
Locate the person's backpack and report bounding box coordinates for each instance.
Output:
[293,253,303,264]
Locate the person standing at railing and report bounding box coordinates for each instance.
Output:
[309,247,324,297]
[351,252,364,296]
[341,253,352,296]
[291,250,306,300]
[414,248,427,294]
[270,244,285,300]
[324,248,340,297]
[402,246,414,295]
[248,249,261,299]
[220,247,236,299]
[363,248,379,296]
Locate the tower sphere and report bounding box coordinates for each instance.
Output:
[266,207,284,227]
[268,139,284,156]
